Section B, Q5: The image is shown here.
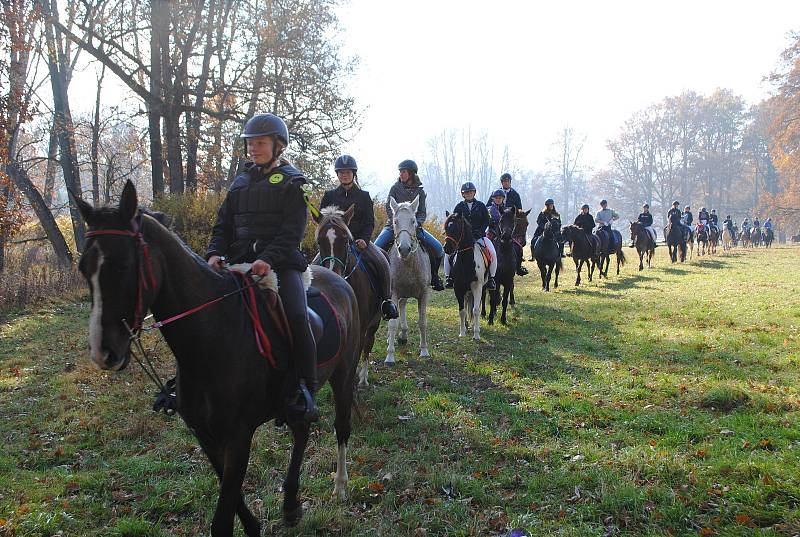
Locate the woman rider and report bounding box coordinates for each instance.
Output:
[319,155,398,320]
[487,189,506,240]
[631,203,657,247]
[375,159,445,291]
[530,198,562,259]
[205,113,319,424]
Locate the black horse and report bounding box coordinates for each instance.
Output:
[764,227,775,248]
[75,181,361,536]
[533,218,562,291]
[665,222,687,263]
[483,207,517,325]
[696,223,709,256]
[629,221,654,271]
[594,226,626,278]
[561,224,598,285]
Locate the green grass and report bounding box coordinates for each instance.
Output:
[1,246,799,536]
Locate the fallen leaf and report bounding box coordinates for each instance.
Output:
[367,482,384,492]
[735,514,750,525]
[699,528,714,536]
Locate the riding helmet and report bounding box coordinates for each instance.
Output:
[461,182,477,193]
[241,113,289,146]
[334,154,357,172]
[398,159,418,173]
[545,198,555,206]
[500,173,512,181]
[600,199,608,205]
[581,203,590,210]
[643,203,649,208]
[492,189,506,198]
[701,207,706,211]
[673,201,680,206]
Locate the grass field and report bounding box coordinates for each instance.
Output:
[1,246,799,536]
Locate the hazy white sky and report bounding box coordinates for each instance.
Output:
[336,0,800,193]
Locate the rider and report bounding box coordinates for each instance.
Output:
[574,203,599,258]
[375,159,445,291]
[667,201,683,233]
[487,189,506,240]
[741,218,751,236]
[682,205,694,236]
[723,214,734,233]
[631,203,657,247]
[709,209,719,230]
[753,216,761,230]
[319,155,398,320]
[445,182,497,290]
[764,217,773,232]
[205,112,319,424]
[532,198,564,257]
[595,199,619,250]
[487,172,522,210]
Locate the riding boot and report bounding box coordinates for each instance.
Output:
[430,253,445,291]
[381,299,399,320]
[486,276,497,290]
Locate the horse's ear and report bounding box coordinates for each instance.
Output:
[71,191,95,225]
[445,210,450,218]
[524,209,532,216]
[343,204,355,225]
[410,195,419,214]
[118,180,138,223]
[389,197,399,215]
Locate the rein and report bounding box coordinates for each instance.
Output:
[395,228,420,253]
[445,218,473,253]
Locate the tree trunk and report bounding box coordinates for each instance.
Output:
[6,161,73,265]
[148,0,166,197]
[42,0,85,252]
[44,117,58,208]
[91,65,105,204]
[156,2,184,194]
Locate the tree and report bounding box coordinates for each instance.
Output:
[550,125,586,216]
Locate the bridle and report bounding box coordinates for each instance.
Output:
[319,224,365,280]
[444,216,472,253]
[395,228,419,254]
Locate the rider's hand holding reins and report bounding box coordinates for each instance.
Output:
[207,255,226,271]
[251,259,271,276]
[355,239,367,251]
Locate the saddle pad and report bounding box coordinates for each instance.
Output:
[306,287,344,369]
[479,242,493,268]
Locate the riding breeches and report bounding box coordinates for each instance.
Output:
[375,227,444,257]
[277,268,316,383]
[645,225,657,242]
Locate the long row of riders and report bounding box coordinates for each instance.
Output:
[73,113,779,535]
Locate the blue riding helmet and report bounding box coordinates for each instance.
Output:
[461,182,477,193]
[492,189,506,199]
[545,198,555,206]
[398,159,418,173]
[500,173,512,181]
[334,155,357,172]
[241,113,289,146]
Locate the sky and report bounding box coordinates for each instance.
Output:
[335,0,800,194]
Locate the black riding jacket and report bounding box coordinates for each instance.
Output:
[709,213,719,225]
[574,212,595,234]
[452,199,490,240]
[206,161,308,271]
[723,218,733,230]
[667,208,683,225]
[320,184,375,243]
[683,211,693,225]
[535,209,561,236]
[637,212,654,226]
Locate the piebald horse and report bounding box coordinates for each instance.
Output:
[444,211,488,340]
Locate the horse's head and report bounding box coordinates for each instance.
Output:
[498,208,516,243]
[389,196,419,259]
[630,221,639,234]
[443,211,471,255]
[513,208,531,238]
[313,204,354,277]
[75,180,159,371]
[544,217,562,239]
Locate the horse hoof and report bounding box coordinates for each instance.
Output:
[384,356,395,365]
[472,336,481,342]
[501,318,507,325]
[332,485,348,502]
[419,349,430,358]
[488,319,494,326]
[284,505,304,527]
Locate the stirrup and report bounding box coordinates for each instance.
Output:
[486,277,497,290]
[445,276,454,289]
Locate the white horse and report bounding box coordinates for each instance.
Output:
[385,196,430,363]
[443,211,488,341]
[721,226,734,252]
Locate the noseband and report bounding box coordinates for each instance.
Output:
[395,228,419,253]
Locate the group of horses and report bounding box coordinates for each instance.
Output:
[72,181,780,536]
[662,221,774,264]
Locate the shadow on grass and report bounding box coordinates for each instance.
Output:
[661,266,690,275]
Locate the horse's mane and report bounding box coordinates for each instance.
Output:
[317,206,353,240]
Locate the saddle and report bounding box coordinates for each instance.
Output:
[478,241,493,268]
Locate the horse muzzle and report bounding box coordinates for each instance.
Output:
[91,346,131,371]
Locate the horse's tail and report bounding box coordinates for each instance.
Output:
[557,254,563,272]
[617,247,626,266]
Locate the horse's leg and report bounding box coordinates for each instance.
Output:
[196,432,260,537]
[418,293,430,357]
[471,282,481,341]
[458,292,467,337]
[359,322,377,387]
[510,287,515,306]
[554,260,560,288]
[481,286,487,318]
[283,422,311,526]
[488,287,497,325]
[385,293,398,364]
[574,258,581,286]
[500,282,511,325]
[616,251,621,275]
[329,367,354,501]
[209,428,258,537]
[397,298,408,346]
[544,264,553,292]
[638,248,644,271]
[538,260,546,289]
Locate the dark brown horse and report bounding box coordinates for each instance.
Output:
[75,181,361,536]
[313,205,387,387]
[594,227,626,278]
[665,222,687,263]
[509,208,530,306]
[561,225,598,285]
[484,207,517,325]
[629,221,654,271]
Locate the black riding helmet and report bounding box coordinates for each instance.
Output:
[545,198,555,206]
[673,201,680,207]
[241,113,289,163]
[581,204,590,210]
[335,154,357,172]
[461,182,477,193]
[398,159,418,174]
[500,173,512,181]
